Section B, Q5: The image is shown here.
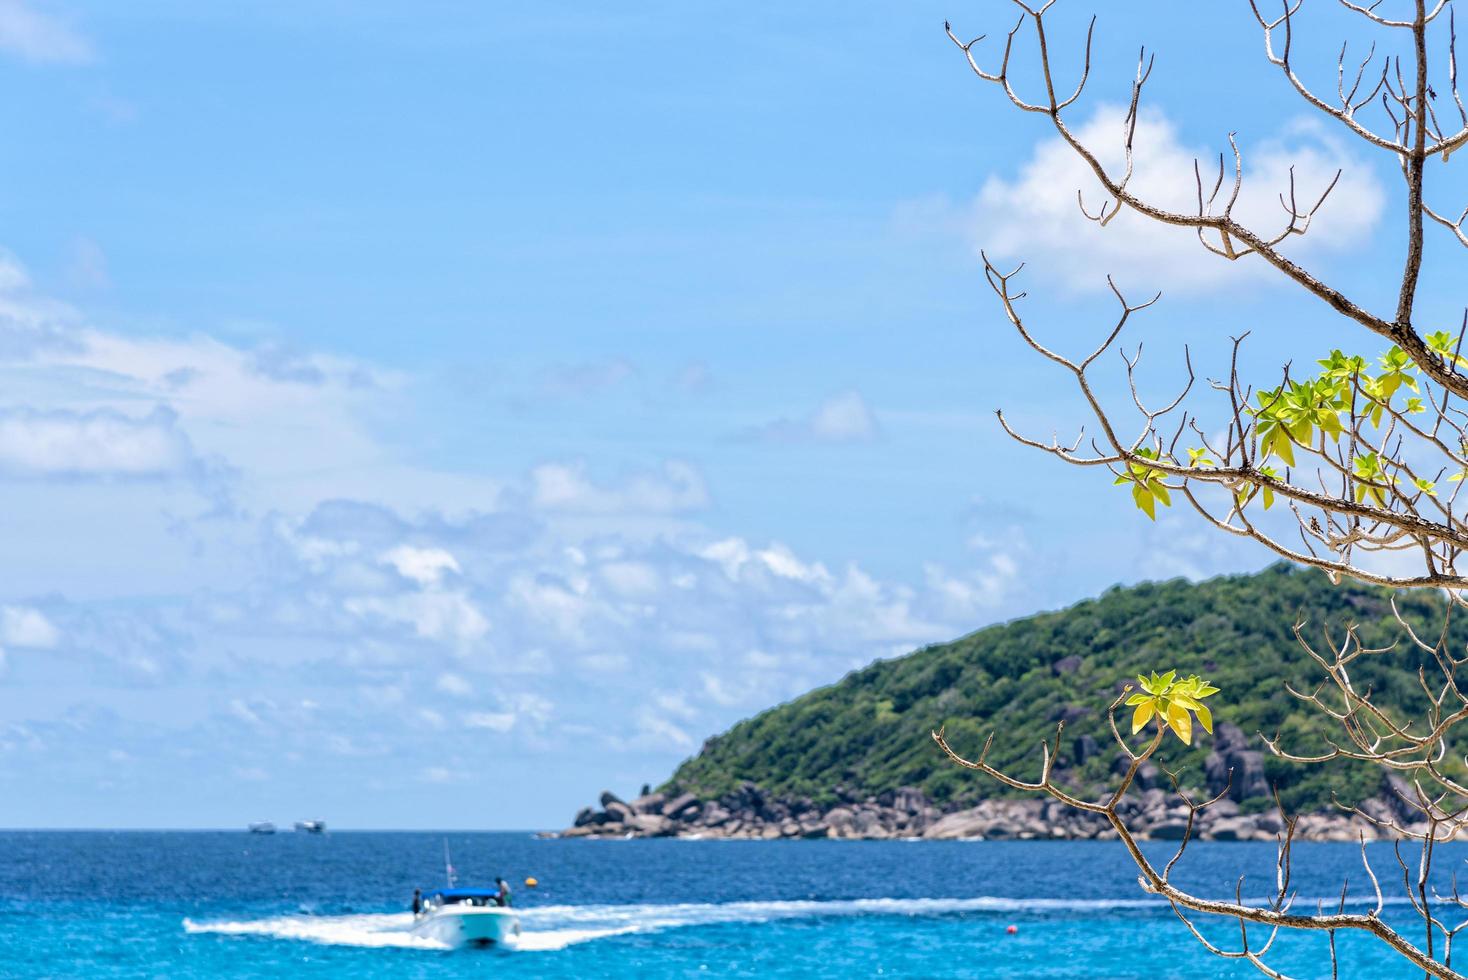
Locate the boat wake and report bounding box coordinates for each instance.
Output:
[183,895,1163,953]
[184,912,449,950]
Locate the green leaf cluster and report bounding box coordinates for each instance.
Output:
[1114,340,1448,519]
[1113,448,1170,519]
[1126,670,1219,745]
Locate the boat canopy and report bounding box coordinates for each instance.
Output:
[427,888,500,899]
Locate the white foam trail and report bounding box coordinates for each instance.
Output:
[183,891,1443,954]
[518,895,1162,930]
[183,912,449,950]
[184,896,1173,954]
[506,926,640,952]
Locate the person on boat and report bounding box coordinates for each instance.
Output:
[494,877,512,907]
[411,888,422,915]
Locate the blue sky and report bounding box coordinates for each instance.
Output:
[0,1,1459,827]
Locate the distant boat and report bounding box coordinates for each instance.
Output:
[293,820,326,834]
[247,822,276,834]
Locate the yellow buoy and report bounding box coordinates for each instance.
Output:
[525,877,539,888]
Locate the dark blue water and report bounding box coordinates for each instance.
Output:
[0,832,1457,978]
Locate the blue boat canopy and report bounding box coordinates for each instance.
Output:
[427,888,499,899]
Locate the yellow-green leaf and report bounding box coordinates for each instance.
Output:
[1133,484,1156,520]
[1167,702,1192,744]
[1271,427,1295,467]
[1132,701,1155,734]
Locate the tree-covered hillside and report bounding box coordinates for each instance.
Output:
[664,565,1468,813]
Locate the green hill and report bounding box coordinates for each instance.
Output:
[664,564,1466,814]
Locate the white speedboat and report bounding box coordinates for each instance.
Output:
[411,889,521,948]
[247,822,276,834]
[293,820,326,834]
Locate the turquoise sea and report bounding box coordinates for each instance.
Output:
[0,831,1458,978]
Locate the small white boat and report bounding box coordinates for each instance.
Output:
[411,889,521,948]
[247,822,276,834]
[293,820,326,834]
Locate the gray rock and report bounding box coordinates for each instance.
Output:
[893,787,928,814]
[1148,820,1192,840]
[1232,752,1269,801]
[824,807,856,834]
[1112,757,1163,790]
[574,806,598,827]
[1204,752,1229,797]
[628,813,671,836]
[1209,816,1260,841]
[853,810,889,838]
[631,792,666,815]
[1209,798,1240,819]
[1215,722,1248,753]
[852,806,882,829]
[599,790,626,809]
[922,807,987,839]
[1383,773,1419,822]
[663,792,701,820]
[1052,654,1083,675]
[1255,811,1285,834]
[604,801,634,823]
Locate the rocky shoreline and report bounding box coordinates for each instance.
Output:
[555,783,1409,842]
[554,725,1421,843]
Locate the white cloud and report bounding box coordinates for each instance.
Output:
[0,605,58,648]
[344,591,489,646]
[811,391,879,441]
[654,691,698,721]
[599,560,660,597]
[0,406,202,479]
[0,0,91,65]
[745,390,879,444]
[463,711,516,732]
[971,107,1384,293]
[382,545,460,587]
[635,707,695,749]
[922,554,1021,620]
[418,766,465,784]
[0,248,1062,820]
[228,699,264,727]
[435,672,473,697]
[530,459,708,514]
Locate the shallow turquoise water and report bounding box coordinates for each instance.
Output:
[0,832,1455,977]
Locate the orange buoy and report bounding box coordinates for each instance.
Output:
[1006,925,1018,935]
[525,877,539,888]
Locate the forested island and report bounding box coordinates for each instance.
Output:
[562,565,1463,841]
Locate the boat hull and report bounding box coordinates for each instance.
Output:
[411,907,520,948]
